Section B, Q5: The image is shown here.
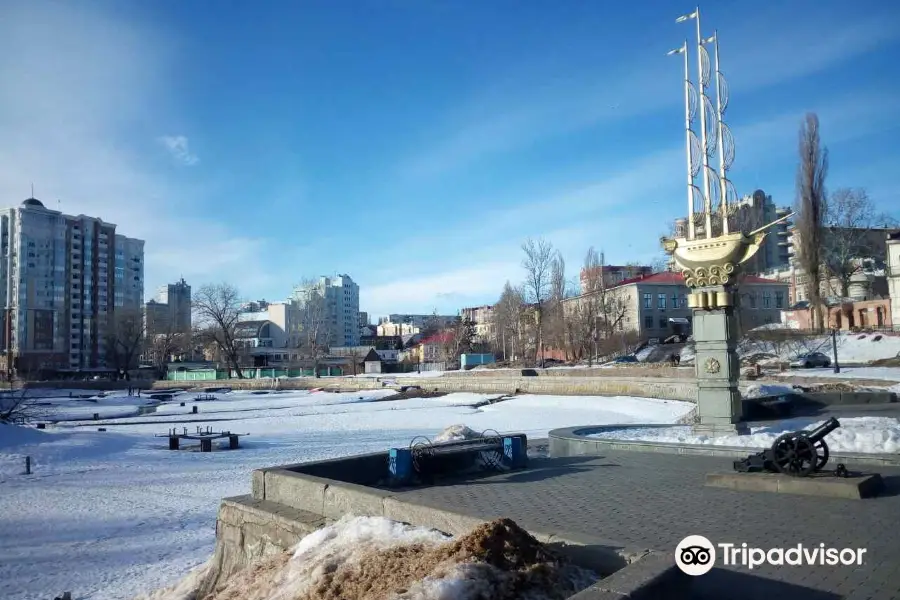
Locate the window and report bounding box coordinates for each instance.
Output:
[658,293,666,310]
[748,293,757,309]
[643,315,654,329]
[659,317,668,329]
[762,292,772,308]
[643,293,652,309]
[775,291,785,309]
[671,293,679,309]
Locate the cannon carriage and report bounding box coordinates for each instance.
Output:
[733,417,846,477]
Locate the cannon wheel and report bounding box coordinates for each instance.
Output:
[794,431,830,472]
[771,433,816,477]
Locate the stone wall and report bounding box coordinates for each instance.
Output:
[153,374,699,402]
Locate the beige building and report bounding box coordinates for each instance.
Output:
[888,232,900,328]
[376,321,420,336]
[460,305,495,342]
[563,271,789,340]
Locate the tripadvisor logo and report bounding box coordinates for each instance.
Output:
[675,535,867,575]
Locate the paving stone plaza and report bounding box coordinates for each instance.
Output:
[392,445,900,599]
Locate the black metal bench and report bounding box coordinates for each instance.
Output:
[388,431,528,486]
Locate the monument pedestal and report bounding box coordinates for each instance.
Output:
[689,285,748,436]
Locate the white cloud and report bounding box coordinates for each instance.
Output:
[158,135,199,166]
[0,1,270,297]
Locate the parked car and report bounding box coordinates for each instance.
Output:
[790,352,831,369]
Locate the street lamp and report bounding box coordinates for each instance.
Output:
[831,326,841,374]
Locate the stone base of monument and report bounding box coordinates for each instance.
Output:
[705,471,885,499]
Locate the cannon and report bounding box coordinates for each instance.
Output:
[733,417,842,477]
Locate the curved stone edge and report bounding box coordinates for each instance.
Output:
[548,425,900,467]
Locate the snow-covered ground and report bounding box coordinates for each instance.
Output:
[587,416,900,454]
[774,366,900,382]
[742,330,900,364]
[0,388,692,600]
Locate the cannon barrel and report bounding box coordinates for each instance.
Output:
[805,417,841,443]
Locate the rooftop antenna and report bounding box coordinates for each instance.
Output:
[30,183,34,198]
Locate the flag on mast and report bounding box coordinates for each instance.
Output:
[675,10,698,22]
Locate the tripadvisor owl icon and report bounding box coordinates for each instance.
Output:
[675,535,716,576]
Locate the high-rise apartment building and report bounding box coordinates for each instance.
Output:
[145,278,191,335]
[0,197,144,372]
[293,274,360,348]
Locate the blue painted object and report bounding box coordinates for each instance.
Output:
[388,448,413,484]
[503,436,527,469]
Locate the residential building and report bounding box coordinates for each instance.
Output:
[379,313,458,329]
[115,234,144,311]
[145,278,191,335]
[562,271,789,340]
[0,197,144,373]
[889,232,900,328]
[674,189,791,273]
[579,264,653,292]
[782,298,892,331]
[358,311,369,327]
[293,274,360,347]
[376,321,420,336]
[460,305,495,343]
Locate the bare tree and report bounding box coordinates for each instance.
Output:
[0,389,45,424]
[193,283,246,378]
[794,113,829,331]
[105,307,145,379]
[492,282,525,362]
[145,327,186,379]
[521,237,555,366]
[823,188,895,298]
[295,279,329,377]
[544,251,569,360]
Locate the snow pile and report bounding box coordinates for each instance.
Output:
[742,331,900,364]
[433,424,482,442]
[591,416,900,454]
[775,366,900,382]
[188,516,597,600]
[741,383,801,399]
[133,560,213,600]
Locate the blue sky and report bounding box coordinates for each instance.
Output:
[1,0,899,318]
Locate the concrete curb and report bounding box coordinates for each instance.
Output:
[251,462,689,598]
[549,425,900,467]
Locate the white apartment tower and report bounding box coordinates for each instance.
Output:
[0,197,144,373]
[294,274,360,348]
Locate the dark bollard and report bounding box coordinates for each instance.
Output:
[25,456,31,475]
[169,436,179,450]
[229,434,239,449]
[192,406,198,414]
[200,438,212,452]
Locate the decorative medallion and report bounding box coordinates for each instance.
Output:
[704,357,721,374]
